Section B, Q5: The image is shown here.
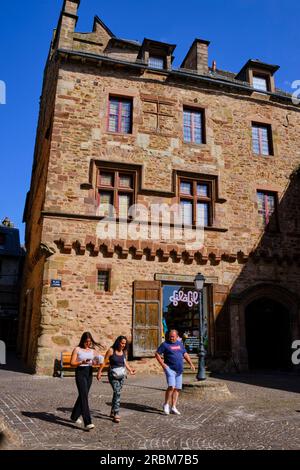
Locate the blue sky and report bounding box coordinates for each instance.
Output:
[0,0,299,244]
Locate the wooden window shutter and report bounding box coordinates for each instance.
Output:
[212,284,231,357]
[133,281,161,358]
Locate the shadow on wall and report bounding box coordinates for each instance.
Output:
[211,167,300,390]
[0,351,32,375]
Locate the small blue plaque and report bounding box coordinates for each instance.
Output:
[51,279,62,288]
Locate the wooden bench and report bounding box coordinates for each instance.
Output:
[60,351,108,378]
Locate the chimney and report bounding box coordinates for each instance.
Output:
[56,0,81,50]
[212,60,217,72]
[181,38,210,74]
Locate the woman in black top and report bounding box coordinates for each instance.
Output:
[97,336,135,423]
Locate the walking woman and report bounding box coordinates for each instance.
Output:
[97,336,135,423]
[70,331,102,430]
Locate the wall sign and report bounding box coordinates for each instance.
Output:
[169,289,199,307]
[51,279,62,288]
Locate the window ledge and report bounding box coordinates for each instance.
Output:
[252,153,274,158]
[183,141,208,148]
[105,131,134,137]
[204,226,228,232]
[94,290,113,296]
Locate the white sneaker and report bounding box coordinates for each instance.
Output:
[163,403,170,415]
[171,406,181,415]
[72,418,82,425]
[85,423,95,430]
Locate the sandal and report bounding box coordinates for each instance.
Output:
[113,415,120,423]
[110,411,114,418]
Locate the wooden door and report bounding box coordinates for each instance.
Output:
[133,281,161,357]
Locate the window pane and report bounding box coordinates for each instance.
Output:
[120,101,132,133]
[260,127,270,155]
[252,125,270,155]
[100,172,114,187]
[119,174,132,188]
[98,271,109,291]
[118,194,131,218]
[183,125,192,142]
[180,181,192,195]
[149,56,164,69]
[183,109,203,144]
[108,98,132,133]
[180,200,193,225]
[197,184,208,197]
[99,192,113,217]
[252,126,260,154]
[108,99,119,132]
[257,191,275,226]
[197,202,209,226]
[253,76,268,91]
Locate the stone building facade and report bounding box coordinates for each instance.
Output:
[19,0,300,374]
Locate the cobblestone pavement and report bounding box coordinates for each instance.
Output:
[0,364,300,450]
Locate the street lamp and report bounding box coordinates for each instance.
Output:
[194,273,206,381]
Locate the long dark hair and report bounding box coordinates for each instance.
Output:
[112,336,128,352]
[78,332,102,349]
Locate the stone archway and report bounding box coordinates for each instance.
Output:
[230,284,300,371]
[245,297,291,370]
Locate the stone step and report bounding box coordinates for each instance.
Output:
[183,355,211,375]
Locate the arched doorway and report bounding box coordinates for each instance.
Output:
[245,297,291,370]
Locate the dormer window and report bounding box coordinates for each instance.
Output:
[137,39,176,71]
[253,75,268,92]
[236,60,279,93]
[149,56,164,70]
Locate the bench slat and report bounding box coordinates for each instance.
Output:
[60,351,108,378]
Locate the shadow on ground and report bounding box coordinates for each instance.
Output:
[21,411,87,430]
[106,402,163,415]
[56,407,112,421]
[211,370,300,394]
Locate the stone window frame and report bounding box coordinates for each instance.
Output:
[256,189,279,231]
[249,68,274,93]
[181,102,207,147]
[183,106,206,145]
[96,166,137,220]
[95,264,113,295]
[251,121,274,157]
[97,269,111,292]
[107,95,133,134]
[178,175,215,227]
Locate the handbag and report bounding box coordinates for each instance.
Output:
[111,366,126,379]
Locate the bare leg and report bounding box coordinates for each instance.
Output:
[165,387,175,404]
[171,389,179,408]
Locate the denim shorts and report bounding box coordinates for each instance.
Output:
[164,366,183,390]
